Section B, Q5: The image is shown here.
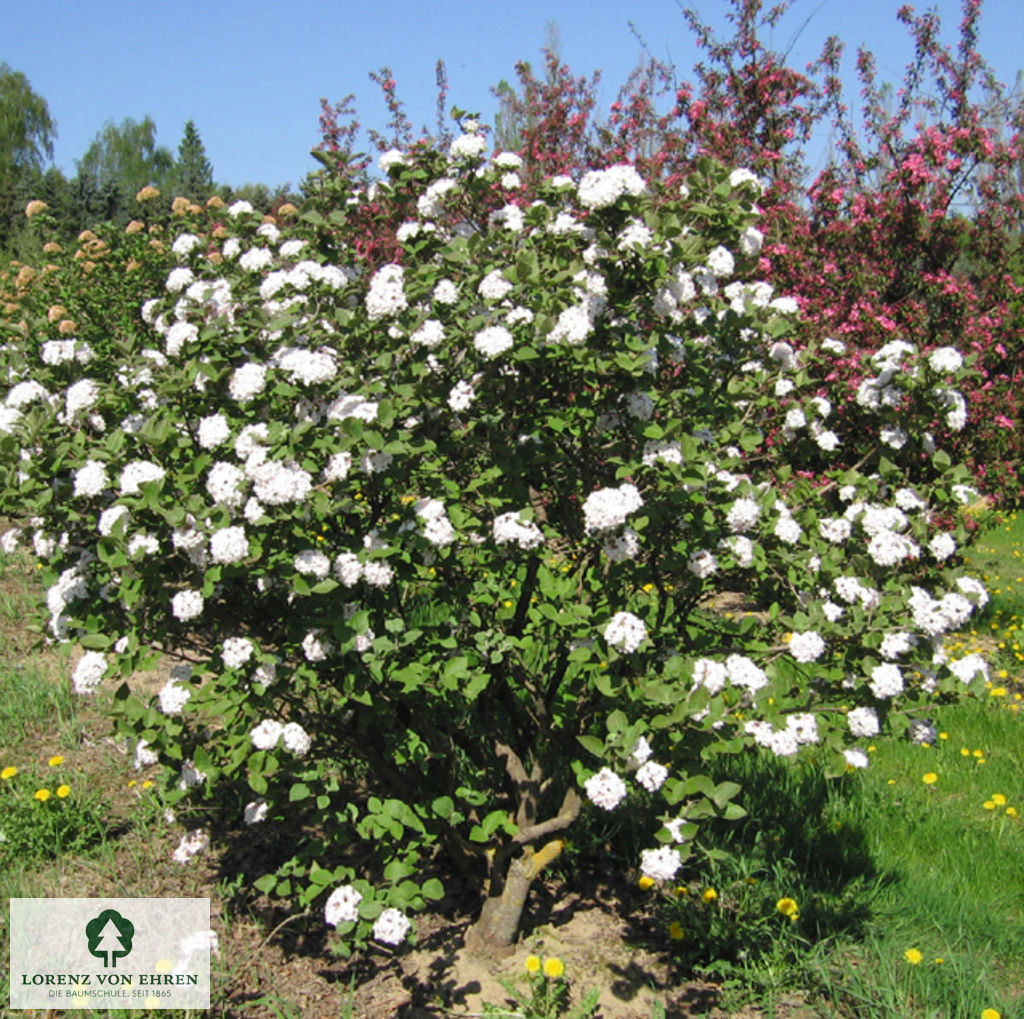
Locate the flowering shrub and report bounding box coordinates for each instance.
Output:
[0,136,992,956]
[463,0,1024,503]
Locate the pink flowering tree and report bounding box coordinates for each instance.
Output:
[466,0,1024,502]
[2,136,992,958]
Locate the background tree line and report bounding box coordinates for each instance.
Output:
[0,61,290,257]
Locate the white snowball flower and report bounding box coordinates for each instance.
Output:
[324,884,362,926]
[843,748,870,769]
[788,631,826,664]
[640,845,682,882]
[73,460,109,498]
[869,663,904,700]
[171,589,204,622]
[210,526,249,564]
[250,719,284,750]
[584,768,628,810]
[158,680,191,715]
[172,828,210,864]
[473,325,514,358]
[576,164,645,209]
[847,706,880,737]
[604,611,646,653]
[372,908,411,945]
[635,761,668,792]
[282,722,311,757]
[222,637,255,670]
[72,650,107,694]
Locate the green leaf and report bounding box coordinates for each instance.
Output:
[289,782,310,803]
[309,862,334,886]
[421,878,444,901]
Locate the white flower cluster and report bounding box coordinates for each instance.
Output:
[72,650,107,694]
[576,165,646,210]
[788,631,826,663]
[584,767,628,810]
[416,498,456,547]
[492,511,544,550]
[324,885,362,927]
[604,611,646,653]
[640,845,682,882]
[582,483,643,533]
[249,719,311,756]
[365,264,407,320]
[172,828,209,864]
[372,907,411,945]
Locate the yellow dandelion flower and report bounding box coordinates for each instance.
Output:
[922,772,938,785]
[989,687,1007,697]
[701,887,718,903]
[983,800,996,810]
[1006,807,1018,817]
[980,1010,1002,1019]
[669,922,685,940]
[934,957,944,964]
[961,747,971,756]
[992,794,1007,806]
[47,755,64,767]
[972,749,984,758]
[542,957,564,979]
[142,780,153,789]
[524,955,541,975]
[56,784,71,798]
[939,732,949,740]
[638,875,655,890]
[673,886,689,898]
[776,897,800,919]
[904,948,923,965]
[34,788,51,801]
[1,766,17,780]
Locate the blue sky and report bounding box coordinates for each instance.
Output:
[3,0,1022,190]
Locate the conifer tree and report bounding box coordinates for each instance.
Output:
[172,119,214,201]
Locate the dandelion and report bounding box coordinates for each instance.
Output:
[543,957,564,979]
[47,755,64,767]
[34,788,51,801]
[904,948,923,965]
[524,955,541,974]
[776,897,800,920]
[638,875,655,890]
[56,784,71,798]
[1,766,17,780]
[922,772,938,785]
[980,1010,1002,1019]
[701,888,718,903]
[992,794,1007,806]
[668,922,685,940]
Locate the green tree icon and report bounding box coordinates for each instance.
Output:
[85,909,134,967]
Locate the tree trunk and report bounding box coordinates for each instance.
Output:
[464,837,566,957]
